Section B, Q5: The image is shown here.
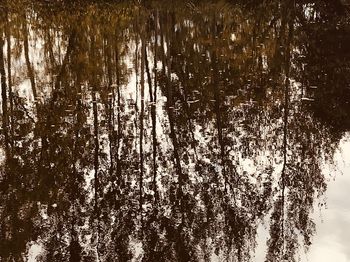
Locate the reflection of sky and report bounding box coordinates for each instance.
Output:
[306,133,350,262]
[254,133,350,262]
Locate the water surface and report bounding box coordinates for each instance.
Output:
[0,1,350,261]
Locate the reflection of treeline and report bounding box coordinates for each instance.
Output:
[0,1,347,261]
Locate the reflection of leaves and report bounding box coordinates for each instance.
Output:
[0,1,346,261]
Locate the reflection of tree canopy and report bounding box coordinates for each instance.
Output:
[0,0,348,261]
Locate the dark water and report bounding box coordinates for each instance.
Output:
[0,1,350,261]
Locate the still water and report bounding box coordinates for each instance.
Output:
[0,1,350,261]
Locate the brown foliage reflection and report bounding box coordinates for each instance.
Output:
[0,1,349,261]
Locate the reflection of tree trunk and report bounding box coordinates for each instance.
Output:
[161,13,187,226]
[92,89,101,261]
[46,30,57,73]
[106,36,114,186]
[139,35,145,231]
[6,11,14,147]
[115,41,122,187]
[176,62,199,161]
[68,29,84,261]
[163,18,184,182]
[168,27,198,158]
[93,89,99,215]
[213,64,227,190]
[153,10,158,103]
[23,16,37,106]
[0,30,9,155]
[161,14,184,185]
[69,223,81,262]
[39,31,76,168]
[54,31,76,90]
[145,46,158,201]
[145,48,153,101]
[134,32,139,132]
[279,65,289,259]
[70,130,81,261]
[211,17,229,193]
[90,31,101,260]
[279,4,294,256]
[153,13,159,201]
[73,34,83,199]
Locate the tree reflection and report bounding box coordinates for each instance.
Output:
[0,0,349,261]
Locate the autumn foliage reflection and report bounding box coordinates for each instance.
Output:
[0,1,349,261]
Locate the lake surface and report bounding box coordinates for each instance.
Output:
[0,1,350,261]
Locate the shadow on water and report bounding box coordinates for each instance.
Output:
[0,0,349,261]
